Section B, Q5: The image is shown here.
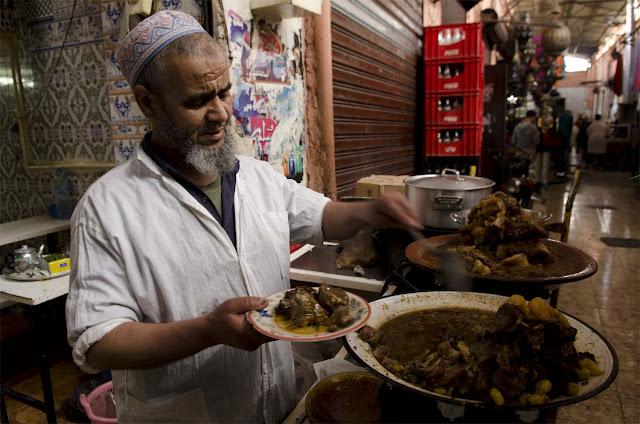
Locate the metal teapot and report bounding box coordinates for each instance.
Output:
[13,245,49,273]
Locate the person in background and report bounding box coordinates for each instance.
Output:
[586,114,609,169]
[512,110,540,157]
[65,11,421,424]
[512,110,541,182]
[558,110,574,174]
[576,114,590,166]
[570,117,579,149]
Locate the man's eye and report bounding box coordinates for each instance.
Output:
[219,90,230,100]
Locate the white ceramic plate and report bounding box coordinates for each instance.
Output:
[5,269,70,282]
[345,291,618,410]
[247,287,371,342]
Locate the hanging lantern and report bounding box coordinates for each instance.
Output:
[541,11,571,57]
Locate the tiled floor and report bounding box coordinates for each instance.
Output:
[547,171,639,424]
[3,359,86,424]
[3,171,639,423]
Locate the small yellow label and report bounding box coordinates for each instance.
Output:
[49,258,71,274]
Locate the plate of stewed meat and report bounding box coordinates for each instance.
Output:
[247,284,371,342]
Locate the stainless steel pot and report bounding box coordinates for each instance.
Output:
[405,169,495,229]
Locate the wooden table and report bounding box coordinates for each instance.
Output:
[0,215,70,424]
[0,215,70,247]
[0,274,70,306]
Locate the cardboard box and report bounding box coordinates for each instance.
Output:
[44,257,71,274]
[355,175,408,198]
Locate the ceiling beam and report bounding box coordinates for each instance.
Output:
[594,1,628,48]
[573,3,599,52]
[563,0,576,20]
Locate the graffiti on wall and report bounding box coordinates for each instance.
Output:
[225,5,306,182]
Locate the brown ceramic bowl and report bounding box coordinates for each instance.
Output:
[305,372,384,423]
[405,234,598,286]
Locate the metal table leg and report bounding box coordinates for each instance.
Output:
[1,393,8,424]
[32,304,57,423]
[1,304,59,423]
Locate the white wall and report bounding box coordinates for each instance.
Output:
[557,86,590,117]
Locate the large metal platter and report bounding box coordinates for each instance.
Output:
[405,234,598,286]
[344,291,618,410]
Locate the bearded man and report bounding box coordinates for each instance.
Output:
[65,10,420,423]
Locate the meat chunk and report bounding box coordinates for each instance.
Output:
[276,287,328,328]
[359,325,383,346]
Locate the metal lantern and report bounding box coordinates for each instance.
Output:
[541,12,571,57]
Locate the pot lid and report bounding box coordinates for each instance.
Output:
[405,169,495,191]
[15,245,35,254]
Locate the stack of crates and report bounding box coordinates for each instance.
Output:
[424,23,484,157]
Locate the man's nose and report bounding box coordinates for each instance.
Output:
[206,97,229,122]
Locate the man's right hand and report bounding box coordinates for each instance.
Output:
[206,297,273,351]
[86,296,274,370]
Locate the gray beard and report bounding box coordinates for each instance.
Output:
[155,118,237,176]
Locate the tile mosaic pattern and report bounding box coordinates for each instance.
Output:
[0,0,205,223]
[0,0,109,223]
[16,0,113,163]
[0,0,17,32]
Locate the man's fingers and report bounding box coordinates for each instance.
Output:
[378,194,422,229]
[221,296,269,314]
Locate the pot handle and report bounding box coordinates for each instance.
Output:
[433,195,464,211]
[441,168,463,181]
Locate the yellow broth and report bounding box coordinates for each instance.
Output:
[377,308,494,362]
[274,314,329,334]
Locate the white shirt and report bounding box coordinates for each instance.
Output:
[587,120,609,154]
[66,146,330,423]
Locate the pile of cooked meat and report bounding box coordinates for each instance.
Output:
[454,192,555,277]
[359,295,603,406]
[276,285,355,331]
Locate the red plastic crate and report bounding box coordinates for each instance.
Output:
[425,58,484,93]
[424,23,484,60]
[424,125,483,157]
[425,92,483,126]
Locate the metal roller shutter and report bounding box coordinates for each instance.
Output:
[331,0,423,198]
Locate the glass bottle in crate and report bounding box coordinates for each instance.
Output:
[442,65,451,79]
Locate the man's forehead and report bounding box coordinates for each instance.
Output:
[167,55,230,91]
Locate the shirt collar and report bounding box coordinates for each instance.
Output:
[137,132,240,181]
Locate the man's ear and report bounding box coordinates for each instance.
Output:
[134,85,158,120]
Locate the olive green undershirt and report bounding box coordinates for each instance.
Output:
[198,178,222,217]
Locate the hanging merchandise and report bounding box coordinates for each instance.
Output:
[541,10,571,57]
[612,51,624,96]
